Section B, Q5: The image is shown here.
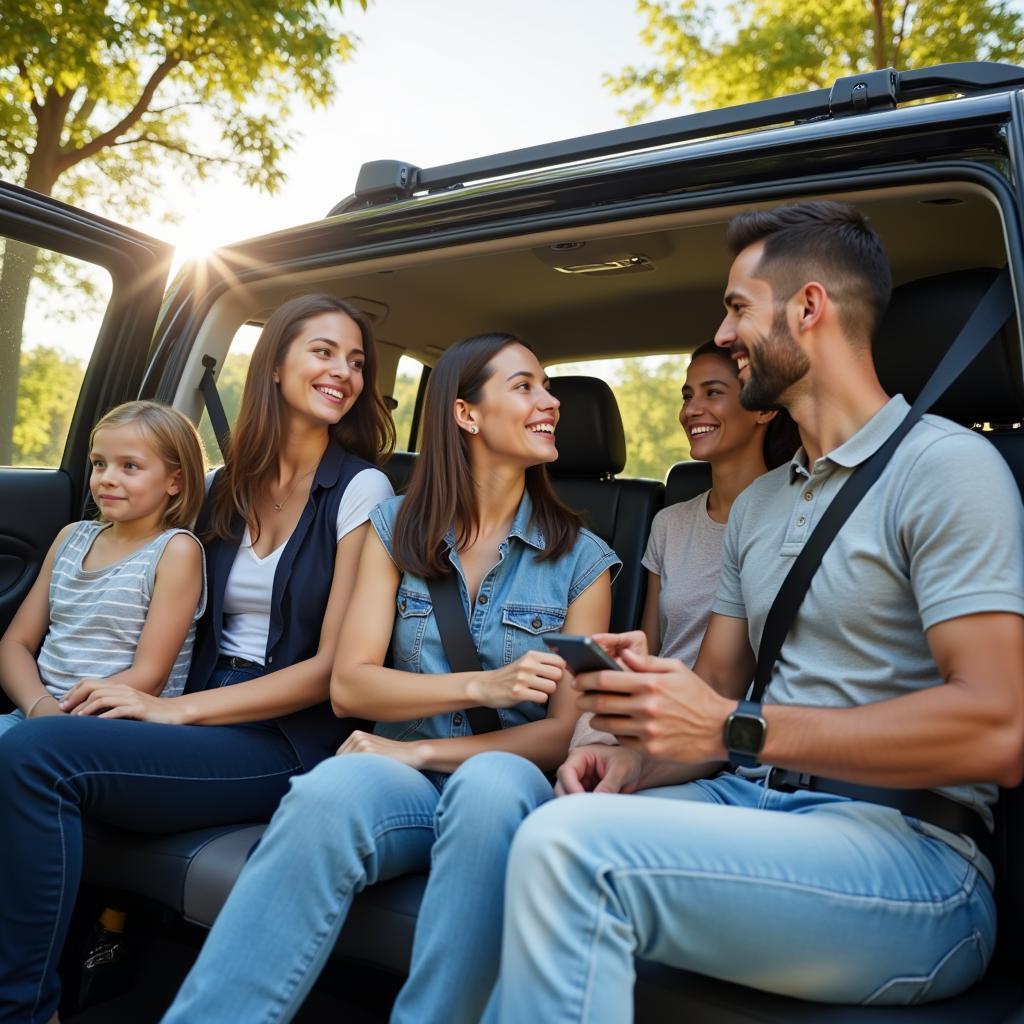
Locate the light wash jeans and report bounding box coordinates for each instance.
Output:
[162,750,553,1024]
[0,708,25,738]
[482,771,996,1023]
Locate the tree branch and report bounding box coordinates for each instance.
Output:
[146,99,205,115]
[15,59,42,115]
[109,133,244,167]
[893,0,912,59]
[54,53,183,173]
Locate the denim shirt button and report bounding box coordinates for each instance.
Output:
[478,594,489,605]
[531,616,542,629]
[453,713,464,727]
[399,598,407,612]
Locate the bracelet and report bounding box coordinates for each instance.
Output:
[25,692,56,718]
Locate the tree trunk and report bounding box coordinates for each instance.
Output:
[0,149,59,465]
[871,0,887,68]
[0,240,39,465]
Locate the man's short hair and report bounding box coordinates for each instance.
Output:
[726,201,892,345]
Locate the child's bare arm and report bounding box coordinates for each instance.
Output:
[73,533,204,699]
[0,525,73,717]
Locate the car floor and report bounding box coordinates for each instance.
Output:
[63,920,400,1024]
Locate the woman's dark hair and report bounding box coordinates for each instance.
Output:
[208,294,395,542]
[392,333,582,579]
[687,340,800,470]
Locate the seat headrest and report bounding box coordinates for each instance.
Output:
[664,460,712,506]
[874,268,1023,425]
[547,376,627,478]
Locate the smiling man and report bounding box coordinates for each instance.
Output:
[482,201,1024,1021]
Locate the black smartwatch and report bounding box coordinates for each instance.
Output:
[724,699,767,768]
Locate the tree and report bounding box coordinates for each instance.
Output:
[612,356,690,479]
[606,0,1024,122]
[12,346,85,467]
[0,0,366,461]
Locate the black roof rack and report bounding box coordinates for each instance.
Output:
[338,61,1024,210]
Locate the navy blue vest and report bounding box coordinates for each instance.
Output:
[186,441,374,770]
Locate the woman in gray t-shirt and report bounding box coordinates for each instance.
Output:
[641,341,799,663]
[573,342,799,748]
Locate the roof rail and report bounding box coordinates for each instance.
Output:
[342,61,1024,208]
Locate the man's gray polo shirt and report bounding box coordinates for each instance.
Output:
[714,395,1024,840]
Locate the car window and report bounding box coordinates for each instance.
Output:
[548,355,691,479]
[391,355,425,451]
[0,236,113,468]
[197,322,262,464]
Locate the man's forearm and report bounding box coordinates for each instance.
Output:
[760,683,1023,789]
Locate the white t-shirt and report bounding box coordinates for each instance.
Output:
[217,468,393,664]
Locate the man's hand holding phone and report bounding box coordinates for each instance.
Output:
[574,646,734,765]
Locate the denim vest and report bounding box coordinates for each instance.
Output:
[186,441,375,771]
[369,493,620,754]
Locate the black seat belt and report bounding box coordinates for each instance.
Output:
[199,355,231,460]
[753,266,1013,848]
[427,573,503,734]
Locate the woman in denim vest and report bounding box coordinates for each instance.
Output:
[164,333,620,1024]
[0,295,394,1023]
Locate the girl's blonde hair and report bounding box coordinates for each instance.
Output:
[90,401,207,530]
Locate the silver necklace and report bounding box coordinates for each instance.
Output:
[272,467,316,512]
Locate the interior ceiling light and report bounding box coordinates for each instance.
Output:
[552,254,653,275]
[533,235,667,277]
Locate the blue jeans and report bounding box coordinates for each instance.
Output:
[162,751,553,1024]
[482,772,996,1023]
[0,665,302,1024]
[0,708,25,737]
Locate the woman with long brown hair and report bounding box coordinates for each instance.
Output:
[0,294,394,1022]
[163,332,620,1024]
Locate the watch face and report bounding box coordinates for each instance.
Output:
[728,714,765,754]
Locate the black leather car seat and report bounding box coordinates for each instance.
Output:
[546,375,664,632]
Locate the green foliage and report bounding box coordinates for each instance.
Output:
[610,356,691,479]
[553,356,691,479]
[0,0,366,204]
[12,346,85,467]
[607,0,1024,122]
[391,366,423,451]
[197,351,250,467]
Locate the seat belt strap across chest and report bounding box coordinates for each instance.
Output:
[427,572,503,734]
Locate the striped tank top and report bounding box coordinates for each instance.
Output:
[36,521,207,700]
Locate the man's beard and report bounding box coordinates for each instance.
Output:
[738,307,809,411]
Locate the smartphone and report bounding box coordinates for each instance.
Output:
[542,633,622,675]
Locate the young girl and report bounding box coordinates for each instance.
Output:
[0,294,395,1023]
[162,333,620,1024]
[0,400,206,735]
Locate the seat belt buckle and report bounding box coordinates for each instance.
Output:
[766,768,814,792]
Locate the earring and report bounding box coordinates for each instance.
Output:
[469,425,479,435]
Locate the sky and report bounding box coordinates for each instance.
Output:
[133,0,660,269]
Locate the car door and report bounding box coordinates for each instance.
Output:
[0,182,172,684]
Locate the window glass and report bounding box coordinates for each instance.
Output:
[197,323,261,464]
[0,237,113,468]
[548,355,690,479]
[391,355,424,451]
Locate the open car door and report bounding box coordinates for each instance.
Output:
[0,182,172,659]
